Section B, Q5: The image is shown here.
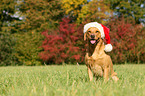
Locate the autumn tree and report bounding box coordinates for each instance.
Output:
[39,18,85,64]
[10,0,65,65]
[0,0,19,30]
[14,0,64,32]
[77,0,113,24]
[61,0,87,21]
[61,0,112,24]
[105,0,145,24]
[0,0,19,66]
[108,17,145,63]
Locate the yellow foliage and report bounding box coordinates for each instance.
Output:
[61,0,87,16]
[77,0,113,24]
[61,0,112,24]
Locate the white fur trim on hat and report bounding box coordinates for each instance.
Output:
[83,22,105,38]
[104,44,113,52]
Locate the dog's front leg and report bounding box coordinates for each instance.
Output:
[104,66,109,82]
[87,66,93,81]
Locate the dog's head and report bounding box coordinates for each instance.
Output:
[84,27,101,45]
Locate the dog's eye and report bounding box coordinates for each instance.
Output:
[96,31,99,33]
[88,31,91,33]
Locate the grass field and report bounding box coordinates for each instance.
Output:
[0,64,145,96]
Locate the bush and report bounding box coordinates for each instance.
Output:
[107,17,145,64]
[14,31,43,66]
[39,17,85,64]
[0,31,17,66]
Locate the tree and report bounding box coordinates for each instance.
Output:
[77,0,113,24]
[61,0,87,21]
[0,30,17,66]
[0,0,20,66]
[14,0,64,32]
[105,0,145,24]
[107,17,145,63]
[0,0,20,31]
[61,0,112,24]
[14,31,43,66]
[39,17,85,64]
[10,0,65,65]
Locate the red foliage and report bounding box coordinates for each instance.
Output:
[39,17,85,64]
[39,17,145,64]
[108,17,145,63]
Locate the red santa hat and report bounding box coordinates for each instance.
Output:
[83,22,113,52]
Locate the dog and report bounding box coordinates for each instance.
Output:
[84,22,119,82]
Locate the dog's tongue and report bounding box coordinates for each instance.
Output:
[90,40,96,44]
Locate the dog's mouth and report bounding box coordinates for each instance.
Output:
[90,38,100,44]
[90,39,96,44]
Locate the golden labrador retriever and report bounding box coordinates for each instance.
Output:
[84,27,119,82]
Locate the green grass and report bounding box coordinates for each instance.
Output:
[0,64,145,96]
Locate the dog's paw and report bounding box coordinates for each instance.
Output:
[112,76,119,82]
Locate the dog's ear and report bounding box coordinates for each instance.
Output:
[84,33,87,41]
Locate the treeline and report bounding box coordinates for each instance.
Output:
[0,0,145,66]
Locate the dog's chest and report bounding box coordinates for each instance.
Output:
[87,57,104,76]
[91,64,103,76]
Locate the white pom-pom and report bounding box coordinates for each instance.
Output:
[104,44,113,52]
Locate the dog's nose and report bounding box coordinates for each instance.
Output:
[91,34,95,39]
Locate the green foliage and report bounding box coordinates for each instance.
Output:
[0,65,145,95]
[0,0,16,20]
[0,0,18,30]
[14,31,43,66]
[17,0,64,32]
[0,31,17,66]
[105,0,145,24]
